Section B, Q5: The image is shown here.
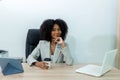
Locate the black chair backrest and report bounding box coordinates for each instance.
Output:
[26,29,41,61]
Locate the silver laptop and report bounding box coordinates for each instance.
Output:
[75,49,117,77]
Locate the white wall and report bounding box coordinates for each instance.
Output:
[0,0,117,64]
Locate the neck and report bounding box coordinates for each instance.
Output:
[51,39,56,44]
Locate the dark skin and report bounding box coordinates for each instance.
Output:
[35,24,65,69]
[35,62,49,69]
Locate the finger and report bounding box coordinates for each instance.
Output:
[41,65,46,69]
[42,63,48,67]
[45,66,49,69]
[42,65,48,70]
[40,63,45,68]
[55,37,61,43]
[57,38,63,44]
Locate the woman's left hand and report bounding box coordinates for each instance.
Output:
[55,37,65,48]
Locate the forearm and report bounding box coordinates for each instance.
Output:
[27,55,38,66]
[62,47,73,65]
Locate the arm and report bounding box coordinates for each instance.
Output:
[55,37,73,65]
[27,41,41,66]
[27,41,50,69]
[61,44,73,65]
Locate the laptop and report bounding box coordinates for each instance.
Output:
[75,49,117,77]
[0,58,24,75]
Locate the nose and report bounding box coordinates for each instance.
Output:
[55,30,59,33]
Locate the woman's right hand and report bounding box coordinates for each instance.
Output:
[35,61,49,69]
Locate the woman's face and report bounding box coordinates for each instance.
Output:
[51,24,62,39]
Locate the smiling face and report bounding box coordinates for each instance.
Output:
[51,24,62,39]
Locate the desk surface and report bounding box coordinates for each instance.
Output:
[0,63,120,80]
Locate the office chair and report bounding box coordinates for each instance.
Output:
[26,29,41,61]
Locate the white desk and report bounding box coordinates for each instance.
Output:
[0,63,120,80]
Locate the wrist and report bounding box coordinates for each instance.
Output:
[32,62,36,65]
[61,42,66,48]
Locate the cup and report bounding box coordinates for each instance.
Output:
[44,58,52,69]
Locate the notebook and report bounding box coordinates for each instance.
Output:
[75,49,117,77]
[0,58,24,76]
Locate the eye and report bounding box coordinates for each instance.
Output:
[52,29,55,31]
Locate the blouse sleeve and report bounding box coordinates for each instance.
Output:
[27,41,41,66]
[61,43,73,65]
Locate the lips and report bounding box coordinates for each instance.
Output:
[54,34,60,37]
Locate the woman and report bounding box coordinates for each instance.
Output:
[27,19,73,69]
